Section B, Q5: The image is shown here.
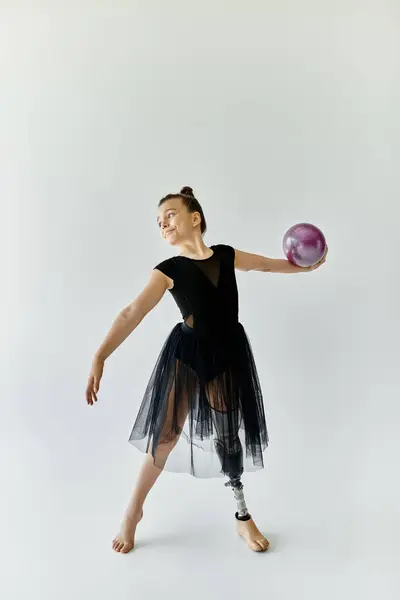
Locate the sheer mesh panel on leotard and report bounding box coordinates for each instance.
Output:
[129,244,269,478]
[192,258,221,288]
[184,314,194,328]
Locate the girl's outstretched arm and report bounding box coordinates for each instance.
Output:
[86,269,171,405]
[95,269,171,362]
[234,248,327,273]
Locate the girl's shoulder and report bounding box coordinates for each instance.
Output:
[153,255,181,279]
[212,244,235,259]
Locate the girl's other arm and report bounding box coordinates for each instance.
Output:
[234,248,327,273]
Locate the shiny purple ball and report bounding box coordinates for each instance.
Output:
[283,223,326,268]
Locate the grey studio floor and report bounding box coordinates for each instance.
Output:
[2,410,399,600]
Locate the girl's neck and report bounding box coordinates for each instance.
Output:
[179,239,212,260]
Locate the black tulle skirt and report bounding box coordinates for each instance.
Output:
[129,322,269,479]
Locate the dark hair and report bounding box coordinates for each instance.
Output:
[158,186,207,235]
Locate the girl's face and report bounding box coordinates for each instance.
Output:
[157,198,200,246]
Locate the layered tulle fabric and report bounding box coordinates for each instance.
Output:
[129,321,269,478]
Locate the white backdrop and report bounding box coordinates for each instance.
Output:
[1,2,399,599]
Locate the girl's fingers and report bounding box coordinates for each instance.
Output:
[86,386,96,405]
[86,375,101,405]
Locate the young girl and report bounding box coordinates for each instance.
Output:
[86,186,327,554]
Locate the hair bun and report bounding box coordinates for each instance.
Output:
[180,186,194,197]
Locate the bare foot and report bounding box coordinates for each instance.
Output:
[236,516,269,552]
[112,510,143,554]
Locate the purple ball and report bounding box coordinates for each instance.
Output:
[283,223,326,268]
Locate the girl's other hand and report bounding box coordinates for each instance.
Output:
[86,357,104,405]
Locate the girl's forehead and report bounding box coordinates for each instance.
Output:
[157,198,182,216]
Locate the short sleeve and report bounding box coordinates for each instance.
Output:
[214,244,235,262]
[153,257,177,281]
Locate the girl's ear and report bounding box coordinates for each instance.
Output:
[192,211,201,228]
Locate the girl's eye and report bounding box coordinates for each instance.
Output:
[168,212,174,219]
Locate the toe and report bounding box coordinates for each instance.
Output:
[258,538,269,551]
[249,541,263,552]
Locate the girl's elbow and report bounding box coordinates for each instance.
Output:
[121,303,145,323]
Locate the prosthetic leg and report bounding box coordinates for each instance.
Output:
[212,409,251,521]
[224,477,251,521]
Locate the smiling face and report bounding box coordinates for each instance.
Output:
[157,197,201,246]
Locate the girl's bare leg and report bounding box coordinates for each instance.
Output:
[112,451,165,553]
[113,383,188,554]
